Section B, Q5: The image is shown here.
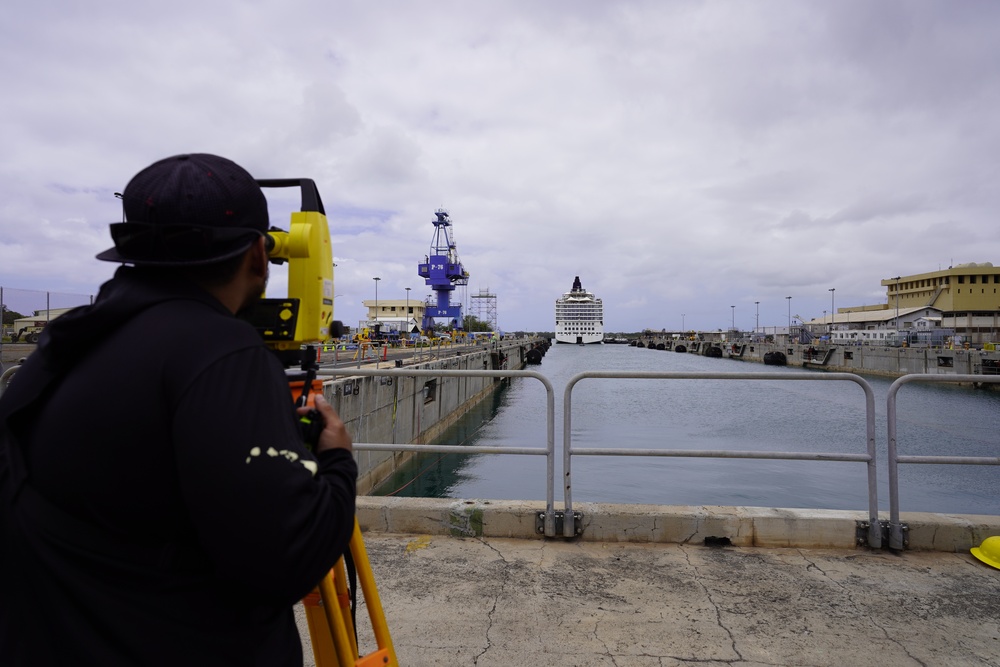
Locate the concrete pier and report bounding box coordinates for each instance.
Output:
[653,338,1000,380]
[313,338,539,494]
[298,499,1000,666]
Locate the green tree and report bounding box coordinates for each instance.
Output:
[461,315,493,332]
[2,305,26,326]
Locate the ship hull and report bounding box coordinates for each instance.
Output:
[554,332,604,344]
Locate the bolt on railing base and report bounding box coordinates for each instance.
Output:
[857,520,908,550]
[536,511,583,538]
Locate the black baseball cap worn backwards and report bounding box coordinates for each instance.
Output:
[97,153,269,266]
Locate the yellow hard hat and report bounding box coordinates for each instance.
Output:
[970,536,1000,570]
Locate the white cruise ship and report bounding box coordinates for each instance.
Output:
[554,276,604,344]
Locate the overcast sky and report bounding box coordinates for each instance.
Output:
[2,1,998,333]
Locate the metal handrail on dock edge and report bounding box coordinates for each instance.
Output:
[322,368,559,537]
[322,368,1000,550]
[562,371,881,547]
[886,374,1000,550]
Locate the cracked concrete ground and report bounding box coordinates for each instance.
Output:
[297,533,1000,666]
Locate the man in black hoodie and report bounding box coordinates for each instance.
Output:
[0,154,357,665]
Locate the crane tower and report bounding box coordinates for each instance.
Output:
[417,208,469,332]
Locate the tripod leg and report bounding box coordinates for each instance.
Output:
[305,519,398,667]
[348,520,398,666]
[331,555,359,657]
[317,564,357,666]
[303,588,338,666]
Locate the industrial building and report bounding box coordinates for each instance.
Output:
[360,299,427,335]
[809,262,1000,345]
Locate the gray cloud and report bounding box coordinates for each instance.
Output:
[2,0,998,333]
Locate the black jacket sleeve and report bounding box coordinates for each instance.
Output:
[171,345,357,605]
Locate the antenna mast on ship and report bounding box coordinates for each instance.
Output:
[417,208,470,333]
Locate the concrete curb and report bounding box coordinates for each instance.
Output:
[356,496,1000,551]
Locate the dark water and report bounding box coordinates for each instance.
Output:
[373,344,1000,515]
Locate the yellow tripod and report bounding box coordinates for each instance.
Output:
[302,518,398,666]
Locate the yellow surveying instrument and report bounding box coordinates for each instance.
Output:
[246,178,337,368]
[245,179,398,666]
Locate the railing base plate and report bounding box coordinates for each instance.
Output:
[856,519,908,550]
[536,511,583,538]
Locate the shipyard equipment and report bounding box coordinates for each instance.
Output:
[239,179,338,368]
[470,287,497,332]
[417,208,469,333]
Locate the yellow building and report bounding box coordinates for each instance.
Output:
[361,298,427,334]
[811,263,1000,344]
[881,262,1000,313]
[880,262,1000,344]
[806,263,1000,345]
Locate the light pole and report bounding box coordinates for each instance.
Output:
[755,301,760,336]
[829,288,835,332]
[892,276,901,330]
[681,313,685,332]
[786,296,792,340]
[731,305,735,333]
[405,287,411,335]
[373,277,381,324]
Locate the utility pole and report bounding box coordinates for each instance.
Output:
[786,296,792,340]
[892,276,901,331]
[829,288,835,332]
[405,287,411,333]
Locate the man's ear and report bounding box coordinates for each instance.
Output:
[249,235,269,276]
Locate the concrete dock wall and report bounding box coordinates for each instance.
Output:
[662,339,1000,379]
[747,342,998,378]
[321,340,534,494]
[356,496,1000,552]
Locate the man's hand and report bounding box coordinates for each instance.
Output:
[297,394,352,454]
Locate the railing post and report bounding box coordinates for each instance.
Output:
[562,376,578,538]
[887,377,904,550]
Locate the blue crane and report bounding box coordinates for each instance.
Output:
[417,208,469,333]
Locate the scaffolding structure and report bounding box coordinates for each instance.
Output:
[470,288,497,331]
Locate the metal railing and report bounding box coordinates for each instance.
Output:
[561,372,882,546]
[886,374,1000,549]
[322,368,559,536]
[325,367,1000,549]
